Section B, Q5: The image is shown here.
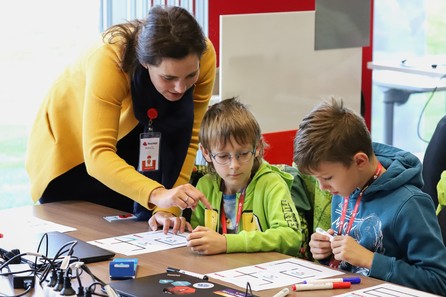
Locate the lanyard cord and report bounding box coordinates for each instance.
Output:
[220,189,246,234]
[338,162,383,235]
[329,162,383,268]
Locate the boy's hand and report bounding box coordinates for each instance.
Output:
[148,211,192,234]
[331,235,374,269]
[186,226,227,255]
[309,229,335,260]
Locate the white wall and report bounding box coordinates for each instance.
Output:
[219,11,362,133]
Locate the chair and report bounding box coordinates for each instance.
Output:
[422,115,446,246]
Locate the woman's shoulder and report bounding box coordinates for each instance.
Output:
[199,39,217,70]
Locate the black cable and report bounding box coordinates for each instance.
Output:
[53,240,78,261]
[82,264,107,286]
[36,232,50,258]
[416,74,446,143]
[87,282,108,297]
[75,266,85,296]
[0,252,37,270]
[0,284,33,297]
[0,253,39,297]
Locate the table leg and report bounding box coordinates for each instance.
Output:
[382,89,412,145]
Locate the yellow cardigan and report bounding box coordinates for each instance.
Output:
[26,37,216,216]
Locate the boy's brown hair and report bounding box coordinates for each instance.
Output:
[293,97,373,174]
[199,97,266,174]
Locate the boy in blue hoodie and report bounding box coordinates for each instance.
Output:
[293,98,446,295]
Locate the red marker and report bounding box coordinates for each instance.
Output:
[292,281,351,291]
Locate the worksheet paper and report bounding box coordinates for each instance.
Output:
[87,230,188,255]
[0,216,75,237]
[0,217,77,254]
[333,283,440,297]
[208,258,343,291]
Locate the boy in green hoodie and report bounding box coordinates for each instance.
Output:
[186,98,306,257]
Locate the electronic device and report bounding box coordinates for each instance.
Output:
[1,231,115,264]
[36,231,115,263]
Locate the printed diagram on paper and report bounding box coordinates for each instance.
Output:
[88,230,188,256]
[208,258,343,291]
[333,283,440,297]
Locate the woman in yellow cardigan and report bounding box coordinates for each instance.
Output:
[25,5,215,231]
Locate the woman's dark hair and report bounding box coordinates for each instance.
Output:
[102,5,207,74]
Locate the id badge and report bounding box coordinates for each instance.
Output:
[138,132,161,172]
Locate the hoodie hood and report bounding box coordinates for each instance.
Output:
[252,161,294,190]
[363,142,423,200]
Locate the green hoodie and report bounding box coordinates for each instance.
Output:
[191,161,305,257]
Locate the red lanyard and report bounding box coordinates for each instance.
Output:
[338,162,383,235]
[221,189,245,234]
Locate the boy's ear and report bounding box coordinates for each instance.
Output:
[255,140,263,157]
[353,152,369,168]
[255,144,261,157]
[200,144,213,163]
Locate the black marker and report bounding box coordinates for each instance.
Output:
[167,267,209,280]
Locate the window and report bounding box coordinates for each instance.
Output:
[0,0,207,210]
[371,0,446,155]
[0,0,101,209]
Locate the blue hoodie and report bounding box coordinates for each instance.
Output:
[331,142,446,295]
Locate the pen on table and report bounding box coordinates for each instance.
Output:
[315,227,335,241]
[166,267,209,281]
[304,277,361,284]
[292,282,351,291]
[272,287,290,297]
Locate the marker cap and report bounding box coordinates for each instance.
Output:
[333,282,352,289]
[343,277,361,284]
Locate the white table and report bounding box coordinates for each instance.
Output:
[367,59,446,145]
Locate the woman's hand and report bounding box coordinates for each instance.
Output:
[186,226,227,255]
[149,184,212,211]
[148,211,192,234]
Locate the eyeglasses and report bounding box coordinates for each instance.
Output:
[210,149,256,165]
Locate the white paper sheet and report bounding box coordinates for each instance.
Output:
[208,257,344,291]
[87,230,188,256]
